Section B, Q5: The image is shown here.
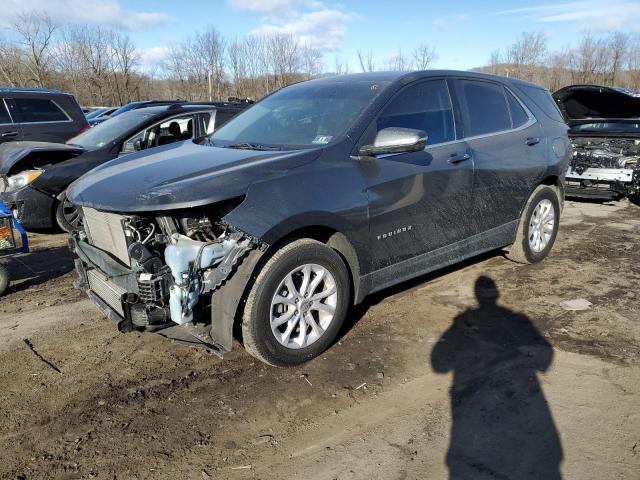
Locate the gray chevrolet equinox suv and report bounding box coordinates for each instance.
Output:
[68,71,571,366]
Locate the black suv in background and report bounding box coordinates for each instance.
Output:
[0,88,88,143]
[0,102,247,231]
[68,71,570,366]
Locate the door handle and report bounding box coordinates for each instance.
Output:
[1,131,18,138]
[448,152,471,164]
[526,137,541,146]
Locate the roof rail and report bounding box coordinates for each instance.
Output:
[0,87,67,94]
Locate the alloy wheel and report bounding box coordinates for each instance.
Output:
[270,263,338,349]
[528,199,555,253]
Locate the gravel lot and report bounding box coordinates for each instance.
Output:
[0,200,638,480]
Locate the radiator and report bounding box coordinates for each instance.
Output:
[87,269,126,316]
[83,207,130,266]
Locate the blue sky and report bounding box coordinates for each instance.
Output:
[3,0,640,72]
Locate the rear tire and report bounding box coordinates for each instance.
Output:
[55,190,82,233]
[506,185,560,264]
[242,239,350,367]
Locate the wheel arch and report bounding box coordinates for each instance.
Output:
[540,174,564,209]
[210,221,363,353]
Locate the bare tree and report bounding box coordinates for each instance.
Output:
[504,31,547,80]
[607,32,629,84]
[301,43,323,79]
[571,34,609,84]
[11,12,57,87]
[196,28,226,101]
[357,50,375,72]
[413,43,437,70]
[626,34,640,89]
[7,15,640,110]
[386,49,410,71]
[334,56,350,75]
[110,31,139,104]
[0,37,24,86]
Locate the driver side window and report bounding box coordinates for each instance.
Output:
[377,79,455,145]
[121,114,195,154]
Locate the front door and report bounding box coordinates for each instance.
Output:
[362,79,475,271]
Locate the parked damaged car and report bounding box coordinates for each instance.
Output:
[0,102,247,231]
[553,85,640,200]
[67,71,570,366]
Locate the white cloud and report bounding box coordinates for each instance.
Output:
[432,14,469,33]
[137,46,171,73]
[498,1,640,31]
[228,0,351,50]
[432,18,449,33]
[1,0,171,31]
[253,9,351,49]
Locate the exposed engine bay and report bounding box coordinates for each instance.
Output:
[566,136,640,199]
[70,200,259,352]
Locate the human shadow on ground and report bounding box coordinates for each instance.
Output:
[431,276,563,480]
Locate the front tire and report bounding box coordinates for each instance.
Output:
[506,185,560,264]
[55,190,82,233]
[242,239,351,367]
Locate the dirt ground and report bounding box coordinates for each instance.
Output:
[0,200,638,480]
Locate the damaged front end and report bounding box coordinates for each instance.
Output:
[553,84,640,200]
[70,202,259,355]
[566,136,640,199]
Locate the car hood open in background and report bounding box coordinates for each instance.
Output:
[0,141,85,176]
[67,140,318,213]
[553,85,640,123]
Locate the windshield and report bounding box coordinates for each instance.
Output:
[572,120,640,133]
[210,79,391,148]
[67,111,152,150]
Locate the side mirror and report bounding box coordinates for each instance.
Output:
[359,127,427,157]
[133,138,142,151]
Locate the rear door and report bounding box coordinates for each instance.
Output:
[10,96,75,143]
[363,78,475,270]
[453,79,544,232]
[0,98,22,143]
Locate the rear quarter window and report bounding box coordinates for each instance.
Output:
[506,90,530,128]
[519,86,565,123]
[13,97,69,123]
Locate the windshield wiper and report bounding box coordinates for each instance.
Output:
[226,142,282,151]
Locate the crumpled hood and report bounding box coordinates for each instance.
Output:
[67,140,318,213]
[553,85,640,122]
[0,141,84,175]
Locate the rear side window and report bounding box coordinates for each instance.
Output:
[13,98,68,123]
[506,91,529,128]
[456,80,511,136]
[0,101,12,124]
[520,86,565,123]
[377,79,455,145]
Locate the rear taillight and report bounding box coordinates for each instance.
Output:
[78,124,90,134]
